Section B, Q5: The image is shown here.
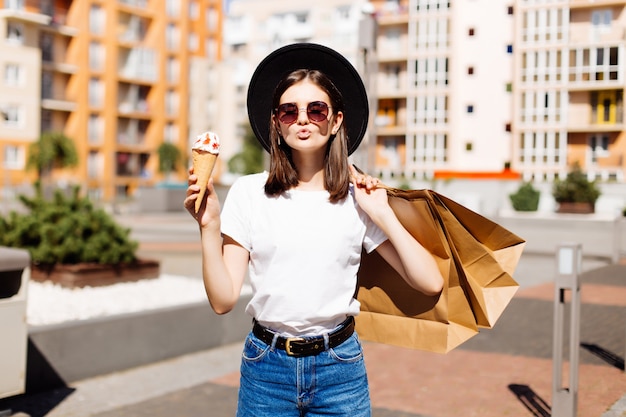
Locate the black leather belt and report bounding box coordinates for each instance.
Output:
[252,317,355,357]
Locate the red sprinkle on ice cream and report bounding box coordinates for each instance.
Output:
[192,131,220,154]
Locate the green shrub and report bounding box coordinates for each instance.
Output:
[552,163,601,204]
[509,182,540,212]
[0,184,138,266]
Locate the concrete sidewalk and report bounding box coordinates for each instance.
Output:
[1,262,624,417]
[1,211,625,416]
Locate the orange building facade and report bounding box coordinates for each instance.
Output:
[1,0,222,201]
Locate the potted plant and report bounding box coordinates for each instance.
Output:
[509,182,540,212]
[0,184,159,288]
[552,163,601,214]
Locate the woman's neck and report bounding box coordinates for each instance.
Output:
[293,152,325,191]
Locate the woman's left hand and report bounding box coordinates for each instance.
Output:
[349,165,391,220]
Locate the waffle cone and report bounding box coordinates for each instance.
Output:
[192,149,218,213]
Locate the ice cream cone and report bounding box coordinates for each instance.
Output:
[193,149,218,213]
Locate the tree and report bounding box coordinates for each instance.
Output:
[157,142,182,181]
[26,131,78,181]
[228,123,265,175]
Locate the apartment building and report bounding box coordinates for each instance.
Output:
[513,0,626,182]
[369,0,626,184]
[369,0,516,181]
[0,0,222,201]
[0,3,48,197]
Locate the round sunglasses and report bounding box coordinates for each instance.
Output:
[275,101,332,125]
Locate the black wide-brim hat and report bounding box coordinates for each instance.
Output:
[246,43,369,155]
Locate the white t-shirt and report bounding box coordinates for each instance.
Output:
[220,172,387,336]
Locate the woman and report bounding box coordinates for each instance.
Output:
[185,43,443,417]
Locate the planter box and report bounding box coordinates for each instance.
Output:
[30,259,160,288]
[556,202,595,214]
[26,294,252,393]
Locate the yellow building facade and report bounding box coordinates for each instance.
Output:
[1,0,222,201]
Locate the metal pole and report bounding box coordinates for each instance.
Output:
[552,243,582,417]
[613,216,622,265]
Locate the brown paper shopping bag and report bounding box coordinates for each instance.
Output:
[433,193,525,328]
[356,188,525,353]
[356,190,479,354]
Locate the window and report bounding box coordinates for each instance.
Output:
[89,42,105,70]
[506,44,513,54]
[166,90,179,115]
[88,78,103,107]
[188,33,198,51]
[505,123,512,132]
[591,10,612,33]
[467,105,474,113]
[89,5,105,35]
[6,0,25,9]
[40,0,53,16]
[188,1,199,19]
[468,28,475,37]
[467,66,474,75]
[6,22,24,44]
[4,63,23,86]
[507,6,514,15]
[206,38,218,60]
[206,6,218,31]
[166,0,179,17]
[87,151,102,178]
[337,5,350,20]
[40,32,54,61]
[465,142,473,151]
[166,57,179,82]
[88,114,102,144]
[3,145,24,170]
[295,12,308,24]
[589,135,609,163]
[41,71,53,99]
[1,105,22,126]
[166,24,179,50]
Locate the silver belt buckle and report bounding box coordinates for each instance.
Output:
[285,337,304,356]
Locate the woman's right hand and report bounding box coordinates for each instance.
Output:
[184,167,221,231]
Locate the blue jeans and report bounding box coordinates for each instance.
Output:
[236,330,371,417]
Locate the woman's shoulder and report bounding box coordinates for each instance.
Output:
[229,171,268,192]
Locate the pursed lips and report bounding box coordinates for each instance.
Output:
[296,129,311,139]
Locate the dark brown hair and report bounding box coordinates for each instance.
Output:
[264,69,350,203]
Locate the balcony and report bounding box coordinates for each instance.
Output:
[377,42,408,63]
[567,45,624,88]
[374,2,409,25]
[569,0,626,9]
[0,8,50,25]
[376,68,408,98]
[41,74,75,112]
[118,83,151,117]
[42,61,77,74]
[41,98,76,112]
[117,11,150,45]
[568,90,624,132]
[118,46,157,82]
[375,98,407,136]
[115,152,149,178]
[117,118,149,147]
